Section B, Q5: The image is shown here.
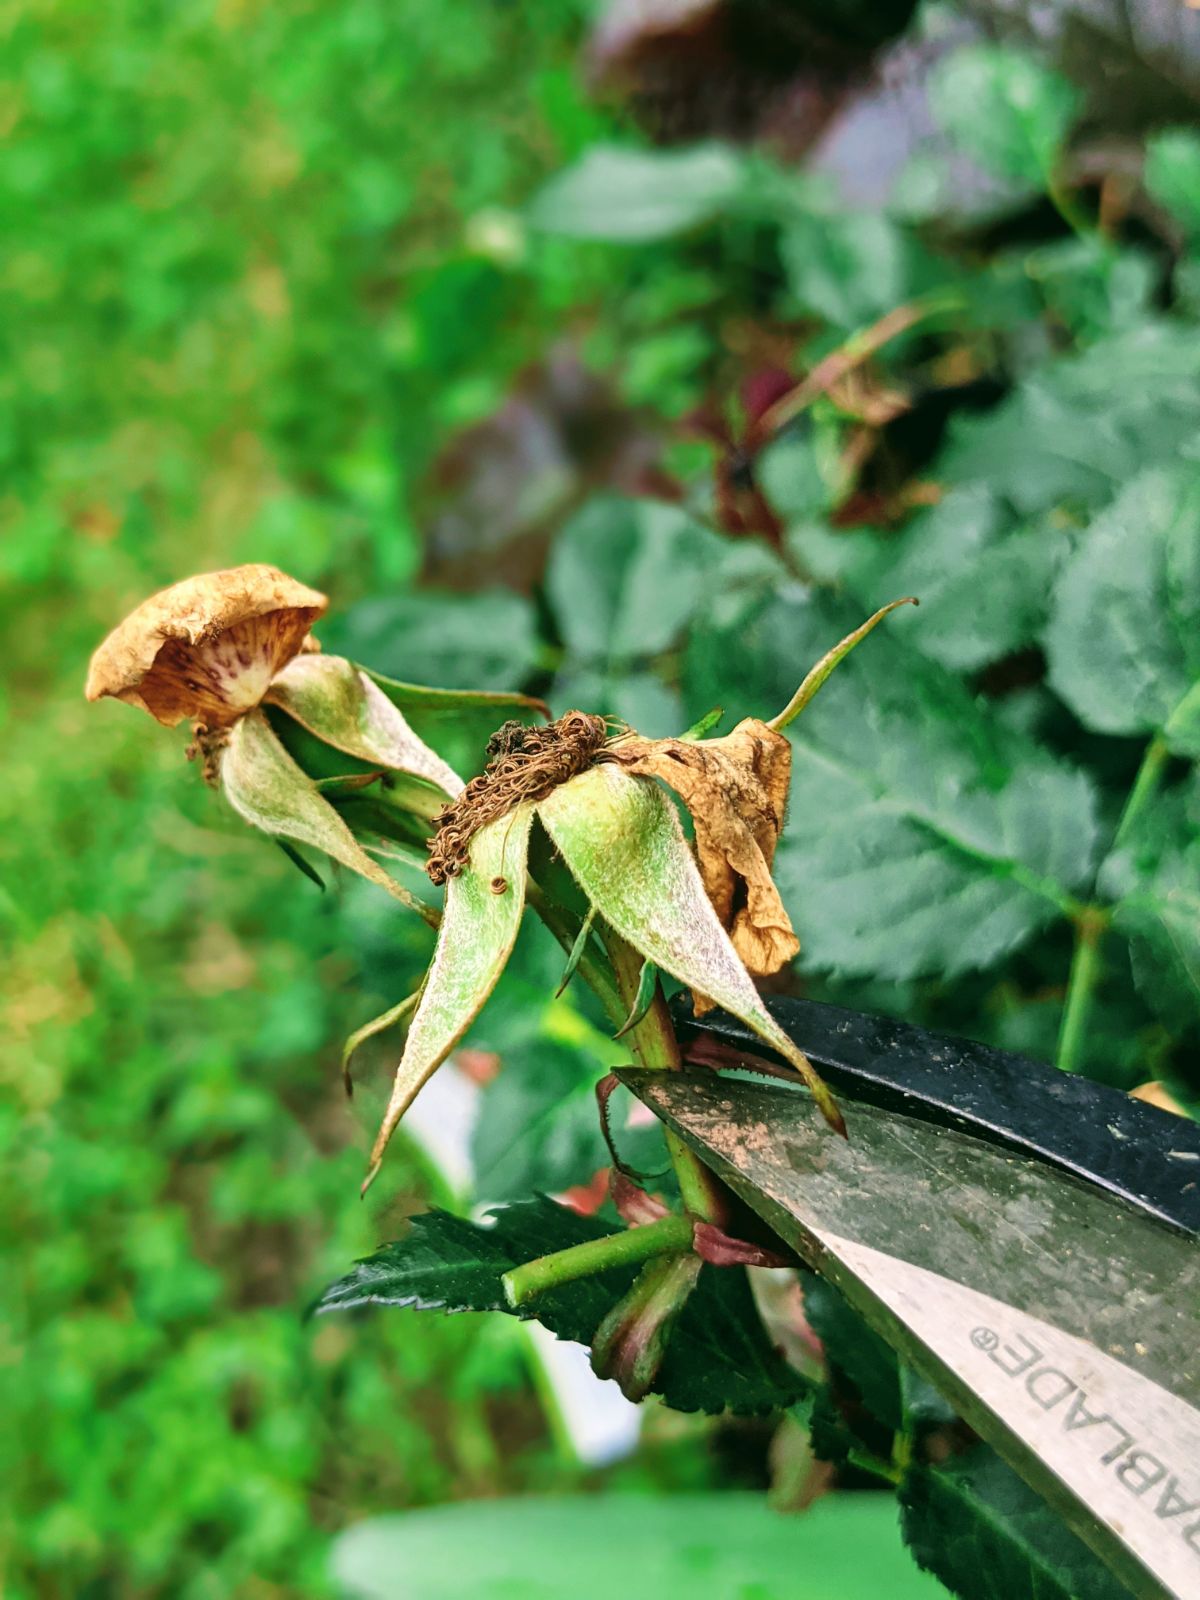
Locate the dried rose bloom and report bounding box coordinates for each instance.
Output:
[83,565,470,922]
[609,718,799,1000]
[85,564,553,934]
[85,565,328,728]
[88,564,912,1185]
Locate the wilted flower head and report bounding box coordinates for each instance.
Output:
[360,597,916,1179]
[89,563,913,1190]
[85,565,541,927]
[85,564,327,727]
[609,718,798,1004]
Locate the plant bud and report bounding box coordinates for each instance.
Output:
[590,1252,703,1402]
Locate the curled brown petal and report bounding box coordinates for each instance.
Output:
[85,564,327,727]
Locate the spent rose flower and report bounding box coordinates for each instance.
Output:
[88,563,913,1186]
[85,565,328,727]
[84,565,538,924]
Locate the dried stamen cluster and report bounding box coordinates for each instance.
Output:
[426,711,608,884]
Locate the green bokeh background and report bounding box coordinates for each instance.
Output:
[1,5,619,1594]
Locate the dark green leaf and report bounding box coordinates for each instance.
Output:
[687,592,1098,980]
[804,1275,956,1433]
[1145,129,1200,236]
[1045,467,1200,755]
[546,496,726,667]
[316,1197,808,1415]
[804,1274,902,1430]
[327,589,539,694]
[780,211,934,332]
[900,1445,1132,1600]
[613,957,658,1038]
[314,1208,521,1316]
[929,46,1081,188]
[795,486,1063,675]
[940,323,1200,515]
[1102,785,1200,1032]
[1019,237,1156,343]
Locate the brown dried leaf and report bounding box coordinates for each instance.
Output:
[85,564,327,727]
[1129,1081,1189,1118]
[610,717,799,1000]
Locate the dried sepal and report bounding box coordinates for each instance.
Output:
[538,764,844,1134]
[85,565,327,727]
[265,653,463,798]
[365,803,535,1185]
[220,709,438,927]
[609,718,798,999]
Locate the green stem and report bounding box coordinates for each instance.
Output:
[527,876,624,1024]
[1055,908,1108,1075]
[599,924,680,1071]
[599,925,729,1225]
[502,1214,694,1307]
[1114,735,1169,850]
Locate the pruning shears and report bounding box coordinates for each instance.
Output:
[617,997,1200,1600]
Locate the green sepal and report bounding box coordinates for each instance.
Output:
[267,653,463,795]
[769,598,917,732]
[275,839,325,890]
[680,706,724,741]
[554,904,598,998]
[341,990,420,1097]
[364,804,535,1182]
[538,765,843,1133]
[220,710,439,927]
[613,956,658,1039]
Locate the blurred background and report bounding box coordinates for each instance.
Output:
[4,0,1199,1595]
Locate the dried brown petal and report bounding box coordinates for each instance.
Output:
[85,565,327,727]
[609,717,799,1003]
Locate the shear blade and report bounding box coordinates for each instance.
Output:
[618,1068,1200,1600]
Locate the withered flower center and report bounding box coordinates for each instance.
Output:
[426,710,608,884]
[142,612,313,728]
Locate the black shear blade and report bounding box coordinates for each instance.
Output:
[672,995,1200,1234]
[618,1068,1200,1600]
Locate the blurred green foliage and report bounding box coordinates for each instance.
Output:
[0,4,615,1596]
[6,1,1200,1596]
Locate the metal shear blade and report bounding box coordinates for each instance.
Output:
[617,1064,1200,1600]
